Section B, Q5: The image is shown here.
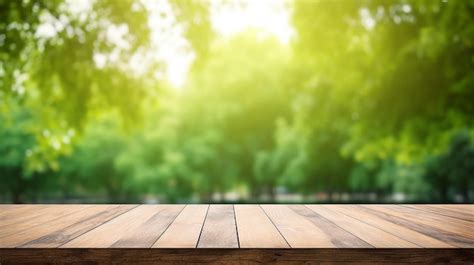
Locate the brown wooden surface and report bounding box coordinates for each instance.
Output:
[197,204,239,248]
[235,205,289,248]
[0,204,473,263]
[1,248,473,264]
[153,204,208,248]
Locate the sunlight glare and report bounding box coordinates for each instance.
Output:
[211,0,293,44]
[146,0,293,89]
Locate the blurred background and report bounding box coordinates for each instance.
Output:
[1,0,473,204]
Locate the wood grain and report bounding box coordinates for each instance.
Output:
[62,205,184,248]
[307,205,418,248]
[0,205,89,238]
[111,205,184,248]
[431,204,474,214]
[328,205,453,248]
[403,205,474,222]
[234,205,289,248]
[367,205,474,239]
[197,205,238,248]
[1,248,472,264]
[288,205,372,248]
[361,205,474,248]
[0,205,131,248]
[0,205,48,221]
[19,205,136,248]
[261,204,334,248]
[153,204,208,248]
[0,205,84,229]
[0,203,471,257]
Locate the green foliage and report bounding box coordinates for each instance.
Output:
[169,0,213,67]
[1,0,473,203]
[1,0,154,126]
[424,132,474,202]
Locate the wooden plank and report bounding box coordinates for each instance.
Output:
[368,205,474,239]
[0,205,78,228]
[111,205,183,248]
[18,205,136,248]
[153,205,208,248]
[328,205,454,248]
[0,205,68,220]
[0,205,89,238]
[234,205,289,248]
[197,205,238,248]
[433,205,474,217]
[403,205,474,222]
[288,205,372,248]
[261,205,334,248]
[0,205,48,220]
[307,205,418,248]
[62,205,184,248]
[433,204,474,214]
[362,205,474,248]
[0,205,112,247]
[0,204,472,252]
[1,248,473,264]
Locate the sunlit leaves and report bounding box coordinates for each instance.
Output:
[1,0,473,203]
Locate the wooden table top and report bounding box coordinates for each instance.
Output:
[1,204,473,249]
